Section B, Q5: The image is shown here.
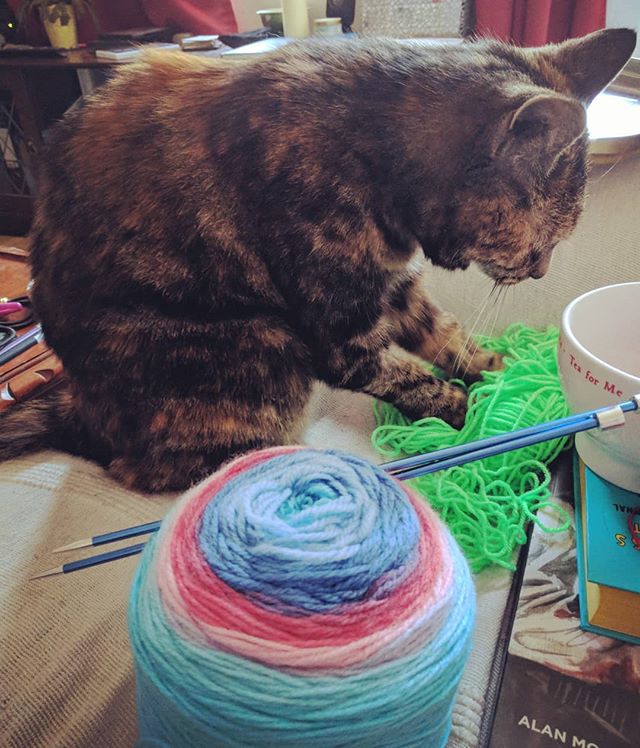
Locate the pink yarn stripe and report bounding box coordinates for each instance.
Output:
[153,448,456,671]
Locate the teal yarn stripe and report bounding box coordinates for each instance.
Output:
[130,534,474,748]
[128,449,476,748]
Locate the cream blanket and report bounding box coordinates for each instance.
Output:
[0,384,512,748]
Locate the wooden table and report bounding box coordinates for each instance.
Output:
[0,50,120,234]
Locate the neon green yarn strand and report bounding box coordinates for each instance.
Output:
[372,324,572,573]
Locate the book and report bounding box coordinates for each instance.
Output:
[179,35,221,51]
[486,451,640,748]
[0,43,64,58]
[583,462,640,594]
[221,37,291,61]
[575,457,640,643]
[0,249,63,408]
[94,43,180,62]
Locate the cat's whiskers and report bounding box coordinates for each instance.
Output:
[468,283,502,360]
[592,156,623,183]
[453,283,498,375]
[486,286,508,340]
[429,286,495,372]
[468,283,509,379]
[450,286,496,375]
[460,282,504,380]
[457,286,497,333]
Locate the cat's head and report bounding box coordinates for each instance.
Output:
[412,28,636,284]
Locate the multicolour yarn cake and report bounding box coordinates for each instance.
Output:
[129,447,475,747]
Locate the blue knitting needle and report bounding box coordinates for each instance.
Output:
[52,519,162,553]
[39,395,639,577]
[31,542,146,579]
[384,395,640,478]
[387,405,636,481]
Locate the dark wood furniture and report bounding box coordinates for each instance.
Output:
[0,50,120,234]
[0,46,231,235]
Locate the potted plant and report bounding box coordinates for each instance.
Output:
[17,0,98,49]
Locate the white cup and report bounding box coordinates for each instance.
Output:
[558,282,640,492]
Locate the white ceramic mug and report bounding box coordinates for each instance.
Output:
[558,282,640,492]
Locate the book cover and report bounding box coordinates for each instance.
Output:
[94,43,179,61]
[179,35,221,51]
[583,465,640,594]
[221,37,291,60]
[574,458,640,643]
[100,27,171,42]
[487,451,640,748]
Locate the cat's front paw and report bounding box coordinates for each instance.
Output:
[435,384,468,429]
[459,349,504,384]
[482,350,504,372]
[403,382,468,428]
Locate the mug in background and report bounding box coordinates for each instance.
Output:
[558,282,640,492]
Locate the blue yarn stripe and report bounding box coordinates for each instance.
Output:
[197,451,421,613]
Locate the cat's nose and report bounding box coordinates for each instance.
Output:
[528,253,551,279]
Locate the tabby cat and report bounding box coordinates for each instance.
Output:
[0,29,635,491]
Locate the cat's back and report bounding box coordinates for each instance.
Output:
[29,53,241,314]
[28,52,272,361]
[36,52,231,222]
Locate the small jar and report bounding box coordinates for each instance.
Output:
[282,0,310,38]
[313,17,342,37]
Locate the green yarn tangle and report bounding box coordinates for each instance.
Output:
[372,324,571,573]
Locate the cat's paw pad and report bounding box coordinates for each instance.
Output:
[482,351,504,372]
[436,385,468,429]
[397,380,467,427]
[460,349,504,384]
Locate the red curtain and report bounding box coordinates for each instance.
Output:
[8,0,238,44]
[139,0,237,36]
[474,0,607,46]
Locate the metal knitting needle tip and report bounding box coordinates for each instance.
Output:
[31,566,64,580]
[52,538,92,553]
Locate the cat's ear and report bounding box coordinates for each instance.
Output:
[503,93,586,175]
[537,28,637,103]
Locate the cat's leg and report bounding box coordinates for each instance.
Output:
[106,392,311,493]
[389,275,503,383]
[104,374,313,493]
[77,316,314,493]
[319,333,468,427]
[108,443,279,493]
